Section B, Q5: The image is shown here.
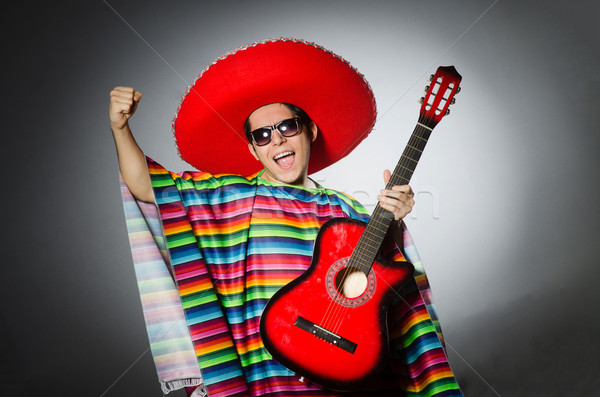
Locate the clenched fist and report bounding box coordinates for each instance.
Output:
[109,86,142,131]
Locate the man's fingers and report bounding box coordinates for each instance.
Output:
[381,188,414,200]
[110,87,141,116]
[112,86,135,94]
[378,201,412,221]
[111,91,135,101]
[378,186,415,221]
[377,171,415,220]
[111,96,135,106]
[110,87,140,102]
[390,185,413,194]
[110,98,135,112]
[378,192,415,207]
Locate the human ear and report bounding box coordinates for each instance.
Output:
[308,121,318,143]
[248,143,259,161]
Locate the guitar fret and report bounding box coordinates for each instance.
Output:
[360,231,384,243]
[365,229,389,244]
[391,177,410,186]
[355,244,377,255]
[409,136,427,145]
[370,216,392,228]
[365,236,378,244]
[370,218,389,227]
[394,165,411,174]
[412,134,428,142]
[353,246,376,258]
[398,164,414,173]
[408,141,427,151]
[354,246,373,256]
[362,233,382,243]
[359,242,386,254]
[398,164,413,179]
[359,246,377,256]
[406,144,422,153]
[362,228,387,242]
[350,258,367,269]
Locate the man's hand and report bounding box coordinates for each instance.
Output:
[108,85,152,203]
[109,86,142,131]
[378,169,414,221]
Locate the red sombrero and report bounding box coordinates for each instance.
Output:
[173,38,376,175]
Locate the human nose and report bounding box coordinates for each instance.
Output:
[270,127,287,145]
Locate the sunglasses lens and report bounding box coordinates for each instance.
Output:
[249,118,301,146]
[278,118,299,137]
[251,128,272,146]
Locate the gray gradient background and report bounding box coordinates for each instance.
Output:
[2,1,599,396]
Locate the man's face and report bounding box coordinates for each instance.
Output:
[247,103,317,187]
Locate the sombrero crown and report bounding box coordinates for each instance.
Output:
[173,38,376,175]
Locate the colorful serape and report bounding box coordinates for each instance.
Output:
[120,177,206,395]
[121,157,462,396]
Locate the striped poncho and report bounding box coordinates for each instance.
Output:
[121,157,462,396]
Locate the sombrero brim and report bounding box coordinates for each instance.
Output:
[173,38,376,175]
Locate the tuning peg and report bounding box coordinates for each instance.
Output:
[418,97,425,104]
[450,98,456,105]
[424,85,430,93]
[455,86,461,94]
[428,74,434,82]
[445,108,451,116]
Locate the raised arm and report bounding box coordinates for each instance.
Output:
[109,86,154,203]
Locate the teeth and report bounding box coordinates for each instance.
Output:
[274,151,294,160]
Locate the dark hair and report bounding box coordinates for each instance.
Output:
[244,103,312,142]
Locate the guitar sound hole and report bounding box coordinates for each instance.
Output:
[335,267,368,299]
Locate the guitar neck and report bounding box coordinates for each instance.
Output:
[347,65,461,274]
[349,119,434,274]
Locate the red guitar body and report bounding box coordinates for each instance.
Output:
[260,218,414,390]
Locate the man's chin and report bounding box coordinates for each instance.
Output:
[265,169,304,186]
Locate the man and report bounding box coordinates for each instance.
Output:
[111,39,461,396]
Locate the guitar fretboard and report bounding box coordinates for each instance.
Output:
[349,115,434,274]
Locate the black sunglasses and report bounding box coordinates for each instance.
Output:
[249,117,302,146]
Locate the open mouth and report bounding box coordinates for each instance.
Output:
[273,151,295,168]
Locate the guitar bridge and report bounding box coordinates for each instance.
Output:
[294,316,357,354]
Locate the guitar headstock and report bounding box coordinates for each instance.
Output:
[419,65,462,129]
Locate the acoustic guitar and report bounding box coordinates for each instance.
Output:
[259,65,462,390]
